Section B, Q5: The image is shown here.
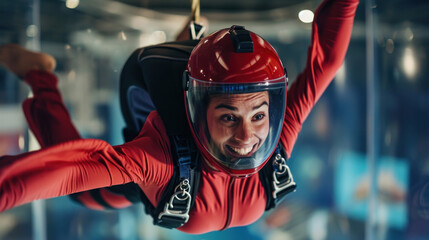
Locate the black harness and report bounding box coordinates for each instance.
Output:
[119,40,297,229]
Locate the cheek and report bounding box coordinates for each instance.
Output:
[208,120,231,143]
[206,110,215,136]
[256,120,270,140]
[206,112,224,141]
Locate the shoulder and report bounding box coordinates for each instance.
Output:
[137,111,169,140]
[119,111,174,184]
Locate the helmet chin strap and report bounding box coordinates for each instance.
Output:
[227,156,256,169]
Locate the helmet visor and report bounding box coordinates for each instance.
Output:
[186,76,287,174]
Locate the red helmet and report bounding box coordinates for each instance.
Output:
[183,25,287,177]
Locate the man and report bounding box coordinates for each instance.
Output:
[0,0,359,234]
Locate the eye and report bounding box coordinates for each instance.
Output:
[221,114,237,122]
[253,113,266,121]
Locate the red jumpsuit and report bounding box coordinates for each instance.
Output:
[0,0,359,234]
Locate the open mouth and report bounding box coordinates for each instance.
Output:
[225,144,257,158]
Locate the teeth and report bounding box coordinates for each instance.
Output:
[231,146,253,155]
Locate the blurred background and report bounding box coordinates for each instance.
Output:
[0,0,428,239]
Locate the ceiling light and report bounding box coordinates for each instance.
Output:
[402,47,417,79]
[298,9,314,23]
[66,0,80,9]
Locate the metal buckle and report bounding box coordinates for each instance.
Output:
[272,154,296,199]
[158,179,192,224]
[190,21,205,40]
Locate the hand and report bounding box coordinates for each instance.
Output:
[0,44,56,78]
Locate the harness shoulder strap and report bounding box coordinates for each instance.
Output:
[145,135,201,229]
[259,144,297,211]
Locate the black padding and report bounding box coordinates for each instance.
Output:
[107,182,142,203]
[119,40,199,139]
[120,48,146,140]
[122,86,156,142]
[118,41,201,227]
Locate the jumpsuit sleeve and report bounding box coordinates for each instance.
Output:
[280,0,359,157]
[0,113,173,212]
[22,70,81,148]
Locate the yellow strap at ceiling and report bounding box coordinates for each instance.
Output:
[191,0,200,23]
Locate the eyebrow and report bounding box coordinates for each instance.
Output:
[215,101,268,111]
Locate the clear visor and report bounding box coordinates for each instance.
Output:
[186,76,287,172]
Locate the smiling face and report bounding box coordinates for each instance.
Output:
[206,91,270,160]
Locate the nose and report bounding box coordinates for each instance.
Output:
[234,120,253,143]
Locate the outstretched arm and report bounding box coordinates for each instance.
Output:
[0,139,135,212]
[281,0,359,156]
[0,112,174,212]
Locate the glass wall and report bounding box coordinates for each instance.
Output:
[0,0,428,239]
